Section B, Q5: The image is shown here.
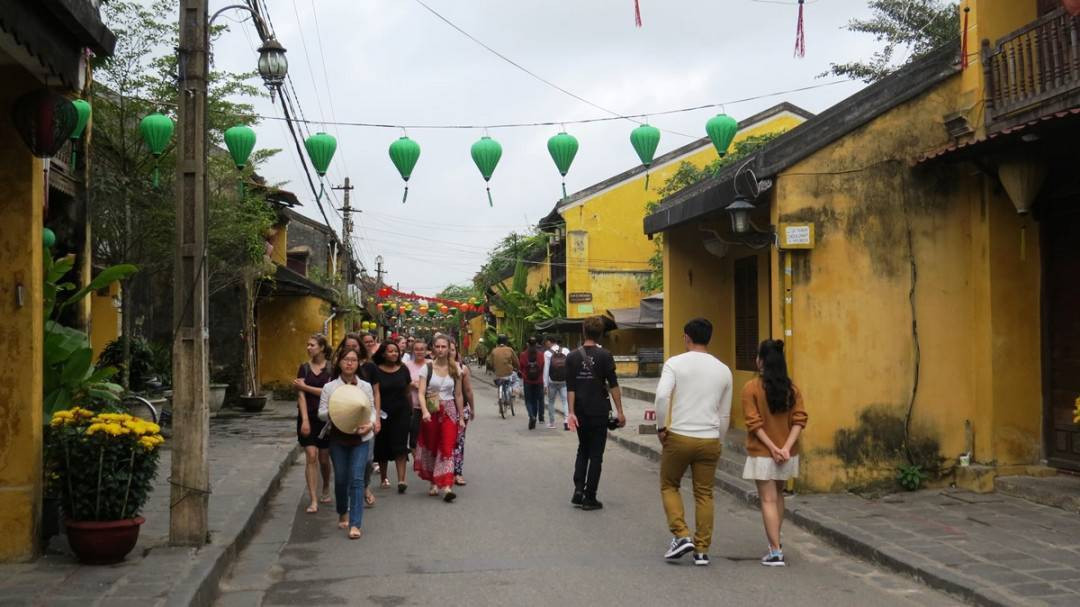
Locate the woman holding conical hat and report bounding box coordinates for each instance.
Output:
[414,333,465,502]
[318,349,380,539]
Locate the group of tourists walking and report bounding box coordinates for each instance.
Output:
[293,330,474,540]
[292,314,807,566]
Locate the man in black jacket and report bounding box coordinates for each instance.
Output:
[566,316,626,511]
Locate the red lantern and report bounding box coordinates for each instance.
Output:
[1065,0,1080,17]
[11,89,78,213]
[439,304,449,314]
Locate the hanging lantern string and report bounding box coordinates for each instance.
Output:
[486,186,493,208]
[120,79,850,132]
[634,0,643,27]
[794,0,806,58]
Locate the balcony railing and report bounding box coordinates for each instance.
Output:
[984,7,1080,125]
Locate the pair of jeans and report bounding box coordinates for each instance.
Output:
[546,382,567,422]
[573,415,609,497]
[523,382,544,421]
[329,440,370,529]
[660,432,721,552]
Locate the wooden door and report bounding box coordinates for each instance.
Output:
[1044,202,1080,470]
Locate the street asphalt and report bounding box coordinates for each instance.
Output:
[215,380,961,607]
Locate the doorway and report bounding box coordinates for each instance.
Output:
[1043,200,1080,470]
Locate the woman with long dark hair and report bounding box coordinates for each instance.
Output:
[449,340,475,486]
[415,334,465,502]
[741,339,807,567]
[373,341,411,492]
[294,333,333,513]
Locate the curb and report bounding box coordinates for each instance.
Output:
[166,443,300,607]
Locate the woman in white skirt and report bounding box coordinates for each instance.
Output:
[741,339,807,567]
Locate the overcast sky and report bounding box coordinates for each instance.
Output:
[207,0,883,295]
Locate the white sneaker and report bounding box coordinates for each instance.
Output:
[664,536,695,560]
[546,422,555,429]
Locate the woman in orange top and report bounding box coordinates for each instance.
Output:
[741,339,807,567]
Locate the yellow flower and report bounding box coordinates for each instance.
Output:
[137,436,158,451]
[85,423,106,436]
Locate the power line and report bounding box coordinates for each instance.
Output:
[411,0,696,139]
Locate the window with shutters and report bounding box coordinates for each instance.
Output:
[734,256,759,371]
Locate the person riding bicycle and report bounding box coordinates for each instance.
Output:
[490,335,519,402]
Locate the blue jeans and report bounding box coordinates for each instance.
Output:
[524,383,544,421]
[330,440,370,529]
[546,382,567,422]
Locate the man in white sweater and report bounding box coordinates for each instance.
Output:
[654,317,732,566]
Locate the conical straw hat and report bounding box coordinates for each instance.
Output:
[328,384,372,434]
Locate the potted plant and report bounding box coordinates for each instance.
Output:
[45,406,164,564]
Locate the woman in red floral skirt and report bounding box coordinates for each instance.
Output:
[415,334,465,502]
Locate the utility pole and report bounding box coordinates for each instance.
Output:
[171,0,210,546]
[332,177,355,285]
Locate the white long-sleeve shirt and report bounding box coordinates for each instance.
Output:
[654,351,733,440]
[318,376,376,442]
[543,345,570,388]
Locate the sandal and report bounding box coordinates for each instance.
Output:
[428,486,438,497]
[398,482,408,494]
[454,476,467,486]
[319,493,333,504]
[306,503,318,514]
[443,488,457,503]
[381,478,391,488]
[365,491,376,507]
[338,515,348,529]
[348,527,362,540]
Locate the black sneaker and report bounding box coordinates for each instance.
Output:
[580,497,603,511]
[528,418,536,430]
[664,537,695,560]
[571,491,584,507]
[693,553,709,566]
[761,550,786,567]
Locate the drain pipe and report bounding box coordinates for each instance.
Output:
[323,309,337,340]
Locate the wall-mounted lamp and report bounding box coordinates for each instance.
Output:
[724,195,757,234]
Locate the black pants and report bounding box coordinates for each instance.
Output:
[524,383,544,421]
[573,415,609,497]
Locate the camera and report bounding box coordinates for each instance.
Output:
[607,412,620,431]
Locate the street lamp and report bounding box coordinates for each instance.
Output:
[256,36,288,99]
[724,195,757,234]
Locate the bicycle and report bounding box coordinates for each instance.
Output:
[121,394,161,425]
[495,376,516,419]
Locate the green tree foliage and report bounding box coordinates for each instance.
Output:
[639,133,782,293]
[438,283,482,302]
[822,0,960,83]
[472,230,549,294]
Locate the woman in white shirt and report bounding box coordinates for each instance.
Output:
[318,349,378,539]
[414,334,466,502]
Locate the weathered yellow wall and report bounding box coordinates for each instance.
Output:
[90,282,121,362]
[257,295,333,388]
[563,113,806,320]
[268,223,287,267]
[497,257,551,296]
[467,314,487,355]
[770,74,1042,491]
[0,68,45,561]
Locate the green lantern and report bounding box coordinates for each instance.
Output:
[388,136,421,203]
[304,132,336,200]
[706,114,738,158]
[69,99,91,167]
[43,227,56,249]
[630,123,661,190]
[470,136,502,207]
[547,132,579,199]
[225,125,257,196]
[140,112,174,188]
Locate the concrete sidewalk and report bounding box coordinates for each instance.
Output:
[604,376,1080,607]
[0,400,300,607]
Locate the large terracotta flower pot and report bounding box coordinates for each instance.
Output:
[238,394,268,412]
[64,517,145,564]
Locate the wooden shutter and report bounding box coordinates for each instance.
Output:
[734,256,759,371]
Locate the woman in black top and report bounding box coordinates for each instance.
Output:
[373,342,412,493]
[295,334,333,513]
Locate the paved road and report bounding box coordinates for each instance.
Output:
[216,380,960,607]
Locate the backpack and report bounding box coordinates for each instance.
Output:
[524,349,542,382]
[549,349,568,382]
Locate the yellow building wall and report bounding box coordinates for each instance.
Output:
[496,256,551,296]
[769,75,1041,492]
[257,295,333,389]
[563,113,806,320]
[90,282,122,362]
[267,223,287,267]
[0,67,45,561]
[467,314,487,355]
